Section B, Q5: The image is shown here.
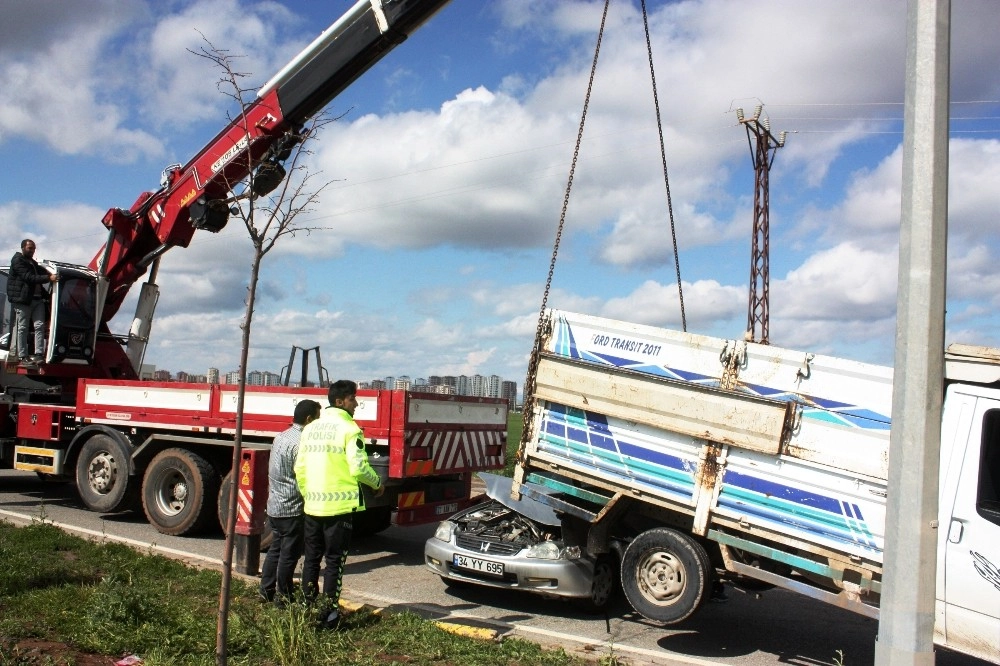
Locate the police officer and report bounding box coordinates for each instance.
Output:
[294,380,383,630]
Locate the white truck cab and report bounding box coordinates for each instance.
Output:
[937,347,1000,659]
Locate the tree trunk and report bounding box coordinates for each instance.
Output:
[216,248,263,666]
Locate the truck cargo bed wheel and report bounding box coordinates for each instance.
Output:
[620,528,711,624]
[217,471,273,552]
[143,448,219,536]
[75,434,139,513]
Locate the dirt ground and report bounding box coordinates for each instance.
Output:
[2,638,126,665]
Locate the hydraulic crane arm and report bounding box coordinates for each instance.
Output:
[8,0,453,384]
[91,0,452,326]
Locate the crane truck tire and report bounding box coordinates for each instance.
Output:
[217,472,273,552]
[142,448,219,536]
[75,433,140,513]
[620,527,712,624]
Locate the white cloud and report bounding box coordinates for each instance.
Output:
[3,0,1000,383]
[599,279,743,329]
[140,0,304,130]
[0,0,306,159]
[0,2,161,160]
[775,243,898,321]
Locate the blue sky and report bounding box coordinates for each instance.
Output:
[2,0,999,389]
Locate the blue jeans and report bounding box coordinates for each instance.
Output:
[13,299,46,358]
[259,514,304,602]
[301,514,353,608]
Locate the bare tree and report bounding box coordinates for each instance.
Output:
[189,38,335,666]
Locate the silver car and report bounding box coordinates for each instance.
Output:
[424,473,617,612]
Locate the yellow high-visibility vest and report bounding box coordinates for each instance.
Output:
[294,406,381,517]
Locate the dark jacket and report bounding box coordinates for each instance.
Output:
[7,252,51,306]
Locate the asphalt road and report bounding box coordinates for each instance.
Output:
[0,469,992,666]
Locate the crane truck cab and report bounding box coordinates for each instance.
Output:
[0,261,102,368]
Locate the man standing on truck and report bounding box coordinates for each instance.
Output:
[295,380,383,630]
[259,398,322,605]
[6,239,57,366]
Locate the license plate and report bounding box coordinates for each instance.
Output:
[453,554,504,577]
[435,502,459,515]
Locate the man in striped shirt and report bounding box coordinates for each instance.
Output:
[259,399,322,604]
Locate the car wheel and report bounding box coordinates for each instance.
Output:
[75,434,139,513]
[142,448,218,536]
[580,555,617,614]
[217,471,273,552]
[620,528,711,624]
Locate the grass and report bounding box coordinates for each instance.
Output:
[0,518,585,666]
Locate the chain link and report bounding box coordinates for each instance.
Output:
[517,0,686,462]
[517,0,612,465]
[641,0,686,331]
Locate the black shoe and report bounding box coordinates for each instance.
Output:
[29,355,44,363]
[317,611,340,631]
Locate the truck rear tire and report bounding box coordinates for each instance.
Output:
[75,434,139,513]
[217,471,273,552]
[620,528,711,624]
[142,448,219,536]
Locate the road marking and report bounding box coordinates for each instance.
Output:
[341,596,499,641]
[435,622,500,641]
[509,623,716,665]
[342,590,718,666]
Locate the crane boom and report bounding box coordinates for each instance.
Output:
[0,0,505,559]
[95,0,452,323]
[20,0,451,385]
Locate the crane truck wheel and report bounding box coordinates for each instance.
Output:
[142,448,219,536]
[620,528,712,624]
[217,472,273,552]
[75,434,140,513]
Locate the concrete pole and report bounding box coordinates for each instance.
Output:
[874,1,949,665]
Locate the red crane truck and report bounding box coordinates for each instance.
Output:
[0,0,507,539]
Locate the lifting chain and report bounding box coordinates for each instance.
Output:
[517,0,686,464]
[517,0,611,466]
[641,0,686,331]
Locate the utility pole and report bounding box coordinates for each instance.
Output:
[736,104,785,344]
[875,1,950,664]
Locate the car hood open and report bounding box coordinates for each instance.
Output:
[478,472,561,526]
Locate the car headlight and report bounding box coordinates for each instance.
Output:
[525,542,582,560]
[526,541,560,559]
[433,521,455,543]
